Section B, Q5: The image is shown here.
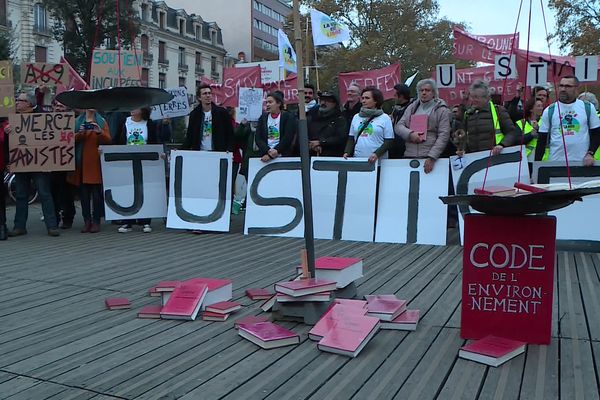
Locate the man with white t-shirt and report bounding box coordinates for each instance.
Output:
[182,84,233,152]
[535,76,600,166]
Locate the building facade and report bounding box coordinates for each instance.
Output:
[1,0,226,89]
[166,0,292,63]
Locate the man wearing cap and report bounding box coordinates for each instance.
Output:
[307,92,348,157]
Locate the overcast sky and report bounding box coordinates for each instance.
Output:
[437,0,562,55]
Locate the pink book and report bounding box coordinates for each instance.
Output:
[380,310,420,330]
[365,295,407,321]
[238,322,300,349]
[459,335,526,367]
[234,315,270,329]
[245,288,273,300]
[185,278,233,309]
[296,257,363,289]
[148,287,161,297]
[309,304,368,341]
[275,278,337,297]
[160,283,208,320]
[201,311,229,321]
[205,301,241,315]
[315,257,362,270]
[137,305,162,319]
[410,114,428,139]
[105,298,130,310]
[317,315,380,358]
[333,298,368,308]
[277,291,331,302]
[155,281,181,292]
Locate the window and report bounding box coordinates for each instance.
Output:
[211,56,217,73]
[158,41,166,62]
[211,31,216,45]
[35,46,47,62]
[140,3,148,21]
[159,11,165,29]
[178,47,186,66]
[253,37,278,54]
[195,25,201,41]
[179,76,186,87]
[141,68,149,86]
[195,52,202,66]
[179,19,185,35]
[141,34,149,53]
[33,3,47,33]
[158,72,166,89]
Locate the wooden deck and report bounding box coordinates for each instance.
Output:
[1,205,599,399]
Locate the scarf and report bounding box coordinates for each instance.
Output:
[305,99,317,112]
[74,112,107,168]
[358,107,384,118]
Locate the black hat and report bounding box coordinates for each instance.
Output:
[319,91,339,105]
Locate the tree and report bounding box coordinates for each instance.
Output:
[43,0,140,81]
[549,0,600,55]
[0,29,12,60]
[299,0,471,91]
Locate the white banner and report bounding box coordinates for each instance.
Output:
[376,159,449,245]
[450,146,529,243]
[236,61,282,84]
[278,29,297,74]
[150,86,191,120]
[100,145,167,220]
[236,87,264,123]
[166,151,232,231]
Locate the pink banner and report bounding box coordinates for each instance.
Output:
[453,27,519,64]
[56,56,90,95]
[263,74,299,105]
[207,66,262,107]
[434,65,520,106]
[338,64,401,104]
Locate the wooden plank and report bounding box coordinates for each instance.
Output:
[5,380,66,400]
[575,252,600,341]
[560,338,599,400]
[475,345,525,400]
[557,252,589,340]
[436,357,487,400]
[519,341,559,400]
[0,375,41,398]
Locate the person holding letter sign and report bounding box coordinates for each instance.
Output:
[255,91,296,162]
[395,79,450,173]
[116,107,158,233]
[344,87,394,163]
[535,76,600,166]
[462,80,521,156]
[7,92,60,237]
[69,110,111,233]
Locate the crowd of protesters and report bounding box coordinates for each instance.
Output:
[1,76,599,240]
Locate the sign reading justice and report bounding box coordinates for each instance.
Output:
[8,112,75,172]
[461,214,556,344]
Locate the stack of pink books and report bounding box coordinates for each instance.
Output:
[309,301,379,358]
[365,294,420,331]
[238,321,300,349]
[201,301,242,321]
[295,257,363,289]
[274,278,337,305]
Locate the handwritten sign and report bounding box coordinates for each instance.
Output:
[0,85,15,117]
[150,87,191,120]
[209,66,262,107]
[8,112,75,172]
[236,87,263,122]
[461,214,555,344]
[90,49,142,89]
[0,60,13,85]
[21,63,68,87]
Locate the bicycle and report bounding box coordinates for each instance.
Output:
[3,171,39,204]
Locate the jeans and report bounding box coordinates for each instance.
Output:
[80,184,103,224]
[14,172,57,229]
[51,172,76,224]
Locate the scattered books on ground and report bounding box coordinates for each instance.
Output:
[155,281,181,292]
[275,278,337,297]
[105,298,131,310]
[137,305,162,319]
[205,301,241,314]
[459,335,526,367]
[148,287,161,297]
[201,311,230,321]
[260,294,277,312]
[380,309,420,331]
[309,303,368,341]
[245,288,274,300]
[160,283,208,321]
[186,277,233,309]
[317,314,380,358]
[238,321,300,349]
[296,257,363,288]
[365,294,407,321]
[234,315,270,329]
[277,291,331,303]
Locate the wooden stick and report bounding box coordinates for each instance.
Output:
[300,248,310,279]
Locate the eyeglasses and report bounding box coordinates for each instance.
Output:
[558,84,576,88]
[15,99,28,102]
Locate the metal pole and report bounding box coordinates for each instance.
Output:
[293,0,316,278]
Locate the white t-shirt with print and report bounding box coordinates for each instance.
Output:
[349,113,394,158]
[539,99,600,161]
[267,113,281,149]
[125,117,148,145]
[202,111,213,151]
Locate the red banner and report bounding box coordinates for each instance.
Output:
[56,56,90,95]
[435,65,520,106]
[461,214,556,344]
[206,66,262,107]
[338,63,401,104]
[453,27,519,64]
[263,74,299,105]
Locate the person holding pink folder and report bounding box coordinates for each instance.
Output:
[394,79,451,173]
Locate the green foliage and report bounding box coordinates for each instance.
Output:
[0,29,11,60]
[549,0,600,54]
[300,0,472,92]
[43,0,140,80]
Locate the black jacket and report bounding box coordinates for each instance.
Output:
[342,101,362,131]
[182,103,233,151]
[255,111,296,157]
[308,109,348,156]
[117,119,158,145]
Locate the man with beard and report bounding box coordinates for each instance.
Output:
[536,75,600,165]
[307,92,348,156]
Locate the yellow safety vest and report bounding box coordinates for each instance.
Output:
[490,101,503,145]
[595,112,600,160]
[516,119,549,160]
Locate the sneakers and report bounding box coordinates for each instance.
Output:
[89,223,101,233]
[232,200,242,215]
[47,228,60,237]
[118,224,133,233]
[8,228,27,237]
[142,224,152,233]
